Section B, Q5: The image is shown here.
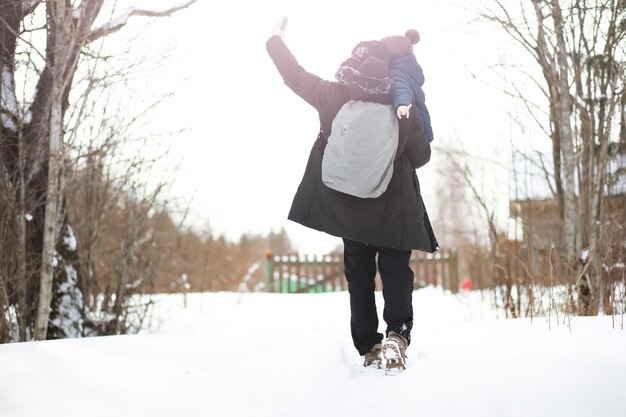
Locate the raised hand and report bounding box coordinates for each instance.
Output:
[269,17,287,39]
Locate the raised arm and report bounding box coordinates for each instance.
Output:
[266,35,336,111]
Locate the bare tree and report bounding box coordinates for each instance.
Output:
[0,0,196,342]
[480,0,626,315]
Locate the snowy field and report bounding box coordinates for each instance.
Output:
[1,287,625,417]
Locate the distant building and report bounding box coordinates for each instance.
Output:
[508,144,625,277]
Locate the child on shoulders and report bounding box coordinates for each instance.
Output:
[381,29,434,143]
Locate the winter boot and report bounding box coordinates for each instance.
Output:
[363,343,383,368]
[382,331,408,373]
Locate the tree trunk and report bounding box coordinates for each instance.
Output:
[33,94,63,341]
[551,0,579,262]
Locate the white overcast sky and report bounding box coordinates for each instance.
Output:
[102,0,541,254]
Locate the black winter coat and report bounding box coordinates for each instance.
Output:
[266,36,439,252]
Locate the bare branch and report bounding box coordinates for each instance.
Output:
[478,0,540,59]
[0,14,47,63]
[87,0,198,43]
[22,1,41,17]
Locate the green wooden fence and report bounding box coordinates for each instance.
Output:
[264,248,458,294]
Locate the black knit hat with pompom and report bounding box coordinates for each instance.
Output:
[350,40,390,63]
[380,29,420,60]
[335,40,393,96]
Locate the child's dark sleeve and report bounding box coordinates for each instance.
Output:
[266,35,336,111]
[390,67,414,110]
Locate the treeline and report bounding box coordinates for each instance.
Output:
[67,158,294,296]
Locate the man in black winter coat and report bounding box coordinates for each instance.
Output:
[266,21,438,372]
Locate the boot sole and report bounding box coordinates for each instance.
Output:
[382,340,406,375]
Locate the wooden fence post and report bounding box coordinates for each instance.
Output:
[451,249,459,294]
[264,249,273,293]
[302,254,309,291]
[444,249,450,291]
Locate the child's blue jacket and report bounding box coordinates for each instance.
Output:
[390,55,434,142]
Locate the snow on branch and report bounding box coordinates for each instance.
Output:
[87,0,198,43]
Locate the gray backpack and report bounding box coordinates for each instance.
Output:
[321,100,399,198]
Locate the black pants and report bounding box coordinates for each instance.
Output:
[343,238,414,355]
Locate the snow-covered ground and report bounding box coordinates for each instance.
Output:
[1,287,625,417]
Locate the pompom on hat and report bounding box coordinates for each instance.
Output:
[405,29,420,44]
[380,29,420,60]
